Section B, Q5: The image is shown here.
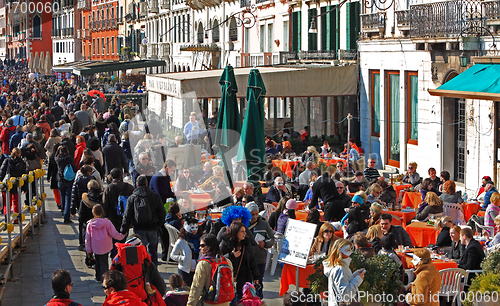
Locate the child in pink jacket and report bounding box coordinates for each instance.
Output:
[86,204,126,282]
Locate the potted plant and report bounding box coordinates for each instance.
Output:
[306,251,403,306]
[465,250,500,306]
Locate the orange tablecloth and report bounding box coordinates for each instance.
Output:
[464,202,481,221]
[478,210,486,217]
[393,184,412,199]
[402,192,422,209]
[386,210,416,225]
[397,252,458,270]
[273,160,300,178]
[319,158,347,168]
[185,192,213,210]
[279,264,317,296]
[406,222,439,247]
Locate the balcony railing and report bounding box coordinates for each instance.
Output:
[158,42,170,59]
[280,50,337,63]
[409,0,468,37]
[361,12,386,33]
[396,10,410,28]
[338,49,358,61]
[483,0,500,21]
[147,43,158,59]
[160,0,170,9]
[51,28,61,37]
[240,0,249,7]
[149,0,159,13]
[77,0,91,10]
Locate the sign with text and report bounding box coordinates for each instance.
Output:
[147,76,182,97]
[279,219,317,268]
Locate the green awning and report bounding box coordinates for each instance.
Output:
[73,60,166,76]
[428,64,500,101]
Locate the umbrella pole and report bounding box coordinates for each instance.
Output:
[219,149,234,190]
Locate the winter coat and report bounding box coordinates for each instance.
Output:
[102,130,122,147]
[407,262,441,306]
[164,290,189,306]
[175,175,197,193]
[55,153,76,183]
[46,292,82,306]
[120,186,166,233]
[323,260,363,306]
[74,142,86,170]
[36,120,51,140]
[103,180,135,231]
[220,236,260,283]
[247,216,275,265]
[309,236,338,256]
[170,238,193,273]
[70,174,92,215]
[44,136,61,157]
[60,138,76,157]
[132,164,156,187]
[0,156,27,181]
[0,125,16,154]
[102,141,129,175]
[75,166,103,190]
[9,130,23,152]
[70,117,82,135]
[80,190,103,225]
[102,290,148,306]
[165,213,183,230]
[122,140,132,159]
[415,203,444,221]
[187,256,233,306]
[150,170,175,204]
[85,217,125,255]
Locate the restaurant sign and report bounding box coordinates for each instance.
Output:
[147,76,182,97]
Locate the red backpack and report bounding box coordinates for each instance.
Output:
[201,257,235,304]
[112,243,166,306]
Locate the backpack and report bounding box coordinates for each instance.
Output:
[123,120,131,132]
[134,196,153,224]
[113,245,150,301]
[64,164,76,181]
[201,257,235,304]
[117,194,129,217]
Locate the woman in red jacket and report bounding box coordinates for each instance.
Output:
[74,136,86,170]
[35,114,51,141]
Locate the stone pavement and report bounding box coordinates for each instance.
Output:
[2,181,286,306]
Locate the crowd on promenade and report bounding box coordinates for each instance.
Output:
[0,66,497,306]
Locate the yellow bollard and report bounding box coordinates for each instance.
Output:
[42,193,47,201]
[20,214,25,222]
[37,200,42,208]
[30,206,36,215]
[28,174,34,183]
[18,177,24,187]
[6,223,14,233]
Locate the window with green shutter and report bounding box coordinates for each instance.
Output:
[345,2,360,50]
[308,8,317,51]
[291,11,301,52]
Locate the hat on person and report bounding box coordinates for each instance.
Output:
[352,195,364,205]
[340,245,352,256]
[483,176,492,181]
[286,199,298,210]
[245,202,259,213]
[126,236,141,246]
[370,203,384,214]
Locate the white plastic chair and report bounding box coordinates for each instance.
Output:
[463,269,482,289]
[440,268,466,306]
[265,232,283,276]
[264,203,277,221]
[443,203,464,224]
[164,223,179,264]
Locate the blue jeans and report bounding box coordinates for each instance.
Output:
[127,157,134,173]
[135,229,158,266]
[58,181,73,221]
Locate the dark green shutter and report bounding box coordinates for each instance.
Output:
[308,8,317,51]
[291,11,302,52]
[346,2,360,50]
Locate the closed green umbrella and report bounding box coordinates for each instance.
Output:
[215,65,241,189]
[237,68,267,190]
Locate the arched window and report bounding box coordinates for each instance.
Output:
[197,22,203,44]
[229,17,237,41]
[33,15,41,38]
[212,19,219,43]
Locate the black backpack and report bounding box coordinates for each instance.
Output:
[134,197,153,224]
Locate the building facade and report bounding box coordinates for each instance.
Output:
[52,0,79,65]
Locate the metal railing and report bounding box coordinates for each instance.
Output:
[395,10,410,27]
[409,0,466,37]
[51,29,61,37]
[338,49,358,60]
[361,12,386,31]
[280,50,337,63]
[483,0,500,20]
[77,0,91,10]
[159,42,170,59]
[147,43,158,59]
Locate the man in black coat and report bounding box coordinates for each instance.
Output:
[69,112,82,135]
[102,134,129,176]
[60,132,76,158]
[336,181,352,208]
[458,227,485,271]
[102,168,135,258]
[51,102,64,121]
[120,175,166,266]
[309,172,345,222]
[380,213,413,247]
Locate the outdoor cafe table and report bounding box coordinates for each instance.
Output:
[186,192,214,211]
[396,251,458,270]
[386,209,416,225]
[402,192,422,209]
[393,184,412,199]
[280,263,317,297]
[406,222,439,247]
[273,159,300,178]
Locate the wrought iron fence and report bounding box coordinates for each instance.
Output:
[361,12,386,30]
[338,49,358,60]
[483,0,500,20]
[279,50,337,63]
